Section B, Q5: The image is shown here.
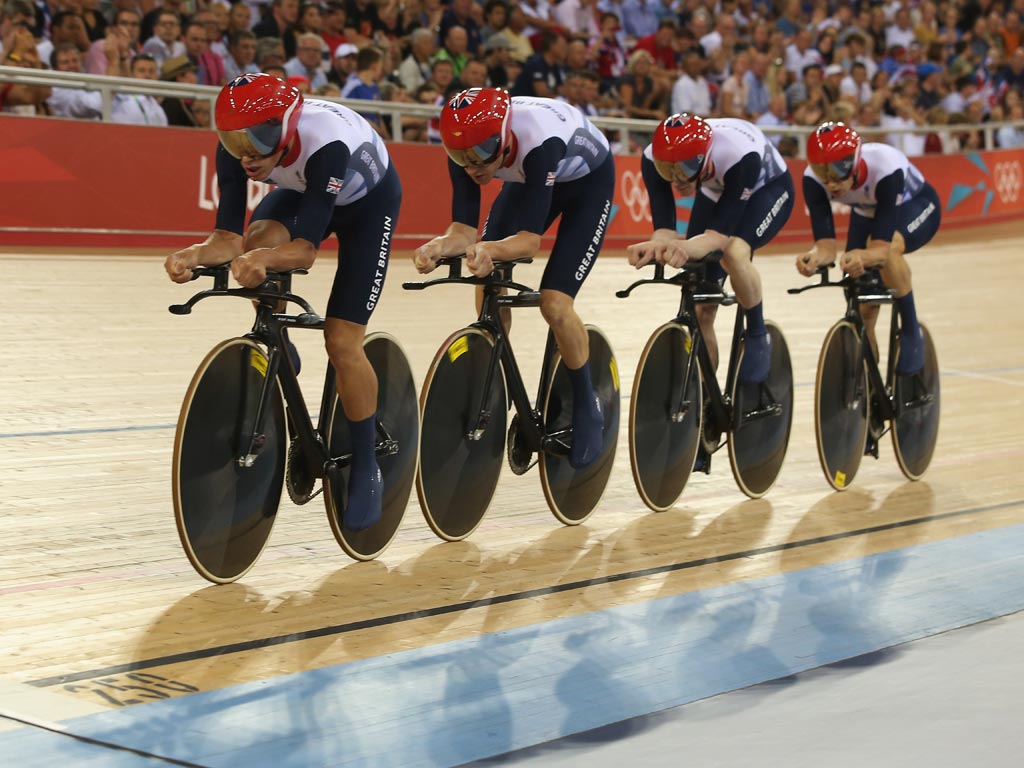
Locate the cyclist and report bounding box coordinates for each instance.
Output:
[628,114,795,384]
[414,87,615,468]
[164,73,402,531]
[797,121,939,376]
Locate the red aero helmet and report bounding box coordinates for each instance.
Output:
[440,87,512,167]
[215,73,304,159]
[807,122,862,182]
[652,113,713,183]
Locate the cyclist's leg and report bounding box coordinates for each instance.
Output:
[723,172,795,383]
[686,192,721,369]
[248,189,304,373]
[478,183,524,333]
[540,154,615,468]
[323,165,402,529]
[847,213,882,360]
[882,183,941,374]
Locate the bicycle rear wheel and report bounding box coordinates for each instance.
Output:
[324,332,419,560]
[628,322,702,512]
[892,323,940,480]
[172,338,286,584]
[417,328,506,541]
[814,320,870,490]
[539,326,620,524]
[728,321,793,498]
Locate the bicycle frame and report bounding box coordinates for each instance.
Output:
[170,266,398,481]
[617,258,744,437]
[403,257,571,456]
[789,266,899,425]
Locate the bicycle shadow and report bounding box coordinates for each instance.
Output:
[98,582,367,764]
[776,481,937,675]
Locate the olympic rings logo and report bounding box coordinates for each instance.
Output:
[993,160,1022,204]
[620,170,651,223]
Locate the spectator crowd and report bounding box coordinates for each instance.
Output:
[2,0,1023,152]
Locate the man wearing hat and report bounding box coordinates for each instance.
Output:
[328,41,359,89]
[916,62,944,109]
[823,63,845,104]
[160,54,204,126]
[483,33,511,88]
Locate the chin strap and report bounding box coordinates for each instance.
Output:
[851,157,868,188]
[501,133,518,167]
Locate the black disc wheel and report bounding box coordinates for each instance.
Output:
[417,328,506,541]
[628,323,702,512]
[892,323,940,480]
[324,332,419,560]
[728,321,793,498]
[172,338,286,584]
[539,326,620,524]
[814,320,870,490]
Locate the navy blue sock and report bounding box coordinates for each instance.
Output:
[348,414,377,470]
[567,362,603,468]
[895,292,920,335]
[739,303,771,384]
[895,293,923,374]
[568,363,593,406]
[745,302,766,336]
[345,414,382,530]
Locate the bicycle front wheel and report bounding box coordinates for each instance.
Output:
[417,328,506,541]
[814,320,870,490]
[628,322,702,512]
[172,338,287,584]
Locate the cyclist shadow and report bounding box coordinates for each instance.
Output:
[777,481,937,675]
[523,498,783,741]
[654,498,801,710]
[400,526,613,764]
[123,582,366,763]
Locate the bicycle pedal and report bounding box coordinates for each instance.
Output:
[694,446,712,474]
[864,436,879,459]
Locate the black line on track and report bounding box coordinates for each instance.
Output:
[28,498,1023,688]
[0,711,209,767]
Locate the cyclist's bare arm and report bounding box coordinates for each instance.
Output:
[165,230,243,283]
[415,222,478,273]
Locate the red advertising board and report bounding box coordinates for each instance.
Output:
[1,114,1021,250]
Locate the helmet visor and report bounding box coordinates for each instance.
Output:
[810,155,856,182]
[653,154,705,184]
[444,133,503,167]
[217,119,283,159]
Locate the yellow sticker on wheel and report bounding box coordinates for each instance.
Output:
[684,334,692,354]
[834,470,846,487]
[609,357,619,391]
[448,336,469,363]
[250,350,268,377]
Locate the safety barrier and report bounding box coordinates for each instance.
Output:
[1,113,1021,249]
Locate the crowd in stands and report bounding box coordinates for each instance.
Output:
[2,0,1024,153]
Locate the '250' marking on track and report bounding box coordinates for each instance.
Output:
[62,672,200,707]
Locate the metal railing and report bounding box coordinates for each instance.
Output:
[3,65,1023,155]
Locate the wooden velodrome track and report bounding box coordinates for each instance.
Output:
[1,223,1023,765]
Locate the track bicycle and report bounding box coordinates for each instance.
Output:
[617,253,794,511]
[403,256,619,541]
[788,266,939,490]
[169,265,419,583]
